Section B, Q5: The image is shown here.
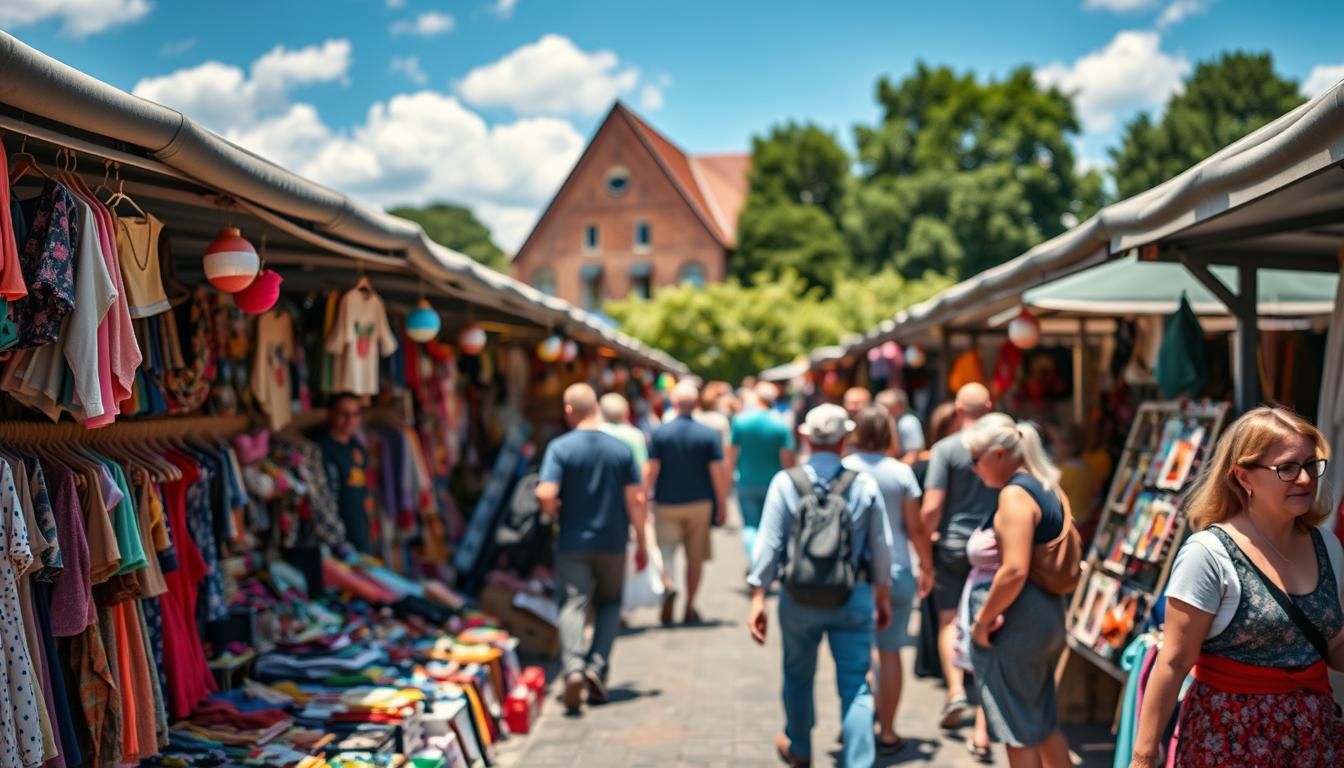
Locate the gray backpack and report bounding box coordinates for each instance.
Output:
[781,467,858,609]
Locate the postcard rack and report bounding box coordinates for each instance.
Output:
[1063,399,1229,680]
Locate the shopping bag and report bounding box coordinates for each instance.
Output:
[621,540,666,612]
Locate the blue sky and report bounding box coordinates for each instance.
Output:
[5,0,1343,251]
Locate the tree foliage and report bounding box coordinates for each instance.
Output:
[607,270,951,382]
[1109,52,1304,199]
[388,202,508,272]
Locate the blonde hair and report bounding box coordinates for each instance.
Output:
[962,413,1062,492]
[1185,406,1331,531]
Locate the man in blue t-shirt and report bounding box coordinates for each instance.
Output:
[647,381,728,626]
[537,383,648,714]
[729,381,796,560]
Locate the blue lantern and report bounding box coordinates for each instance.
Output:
[406,299,441,343]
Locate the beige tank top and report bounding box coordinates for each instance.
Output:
[114,213,171,318]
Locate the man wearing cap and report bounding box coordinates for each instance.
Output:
[747,404,893,768]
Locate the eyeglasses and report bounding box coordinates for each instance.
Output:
[1243,458,1328,482]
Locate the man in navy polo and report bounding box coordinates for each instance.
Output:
[645,381,729,625]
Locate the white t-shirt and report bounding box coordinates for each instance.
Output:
[325,287,397,396]
[1165,526,1344,639]
[844,451,922,571]
[252,309,295,430]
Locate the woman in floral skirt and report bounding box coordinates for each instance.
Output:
[1132,407,1344,767]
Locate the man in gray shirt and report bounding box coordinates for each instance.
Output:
[747,404,892,767]
[920,383,998,730]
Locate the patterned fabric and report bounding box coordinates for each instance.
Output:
[294,438,345,551]
[26,461,61,577]
[1175,680,1344,766]
[1202,526,1343,667]
[184,461,227,623]
[14,181,77,349]
[0,460,44,768]
[67,621,118,768]
[162,287,213,414]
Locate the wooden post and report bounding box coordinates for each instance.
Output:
[1073,317,1087,424]
[1233,265,1261,414]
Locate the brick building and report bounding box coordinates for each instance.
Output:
[511,102,750,309]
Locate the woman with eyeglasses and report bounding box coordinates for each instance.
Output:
[1131,407,1344,768]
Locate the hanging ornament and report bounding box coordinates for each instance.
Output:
[232,268,283,314]
[867,347,883,363]
[560,339,579,363]
[905,344,926,369]
[656,372,676,391]
[458,323,487,355]
[537,335,563,363]
[203,227,259,293]
[881,341,900,359]
[600,368,617,390]
[1008,309,1042,350]
[406,299,441,343]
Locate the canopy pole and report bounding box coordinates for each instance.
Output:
[1073,318,1086,425]
[1175,251,1260,414]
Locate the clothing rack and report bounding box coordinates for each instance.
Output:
[0,414,253,443]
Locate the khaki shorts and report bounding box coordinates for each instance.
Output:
[654,501,713,565]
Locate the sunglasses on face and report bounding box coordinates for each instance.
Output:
[1242,458,1328,483]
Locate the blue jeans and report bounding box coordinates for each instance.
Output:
[779,582,876,766]
[737,486,769,559]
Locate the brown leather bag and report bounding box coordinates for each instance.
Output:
[1030,512,1083,595]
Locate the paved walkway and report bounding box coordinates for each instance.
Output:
[497,521,1115,767]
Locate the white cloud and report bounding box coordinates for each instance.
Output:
[1036,31,1190,134]
[1303,64,1344,98]
[457,34,643,116]
[475,203,540,253]
[1083,0,1157,11]
[1156,0,1207,29]
[492,0,518,19]
[160,37,197,57]
[132,39,352,130]
[390,55,429,86]
[638,84,664,111]
[0,0,152,37]
[386,0,405,7]
[391,11,455,37]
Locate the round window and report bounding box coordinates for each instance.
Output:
[605,165,630,197]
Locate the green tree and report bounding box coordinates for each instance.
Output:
[608,270,949,382]
[847,63,1104,278]
[388,202,508,272]
[1110,51,1304,199]
[733,123,854,290]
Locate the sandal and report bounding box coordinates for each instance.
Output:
[965,737,994,764]
[877,736,908,756]
[660,589,678,626]
[939,694,969,729]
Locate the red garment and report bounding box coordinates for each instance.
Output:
[159,456,217,718]
[1175,679,1343,766]
[0,142,27,301]
[1193,653,1331,696]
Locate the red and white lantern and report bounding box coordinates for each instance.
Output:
[1008,309,1042,350]
[203,227,259,293]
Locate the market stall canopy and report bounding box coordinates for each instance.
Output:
[823,74,1344,364]
[0,31,686,375]
[1022,255,1339,316]
[758,357,810,383]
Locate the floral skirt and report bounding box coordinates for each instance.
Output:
[1176,680,1344,767]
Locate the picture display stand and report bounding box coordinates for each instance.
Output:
[1064,400,1229,680]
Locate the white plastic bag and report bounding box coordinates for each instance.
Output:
[622,538,666,612]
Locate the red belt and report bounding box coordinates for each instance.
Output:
[1193,653,1331,696]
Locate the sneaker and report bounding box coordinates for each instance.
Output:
[940,694,969,729]
[584,669,609,705]
[562,672,585,713]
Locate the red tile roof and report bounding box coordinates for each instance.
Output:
[616,104,750,248]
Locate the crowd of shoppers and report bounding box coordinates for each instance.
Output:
[536,375,1344,768]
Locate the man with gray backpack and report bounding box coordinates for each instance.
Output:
[747,403,893,767]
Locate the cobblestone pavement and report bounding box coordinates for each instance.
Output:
[497,521,1115,767]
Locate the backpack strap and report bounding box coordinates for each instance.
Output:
[828,470,858,499]
[786,466,815,499]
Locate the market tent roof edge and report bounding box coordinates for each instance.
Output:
[0,31,687,375]
[811,76,1344,369]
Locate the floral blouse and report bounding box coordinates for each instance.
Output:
[15,181,77,349]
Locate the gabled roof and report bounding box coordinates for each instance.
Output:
[515,102,750,258]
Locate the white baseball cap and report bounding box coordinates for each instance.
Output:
[799,403,855,446]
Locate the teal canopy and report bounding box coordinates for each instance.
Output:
[1022,255,1338,316]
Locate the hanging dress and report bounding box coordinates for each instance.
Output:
[0,459,44,768]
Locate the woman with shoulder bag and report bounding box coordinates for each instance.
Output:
[961,415,1081,768]
[1131,407,1344,768]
